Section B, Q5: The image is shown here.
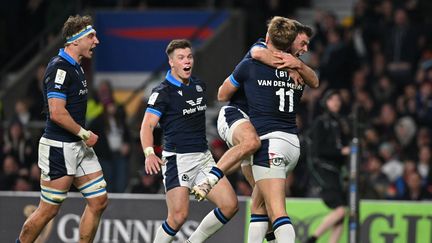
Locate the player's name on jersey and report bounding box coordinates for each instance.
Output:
[257,79,303,90]
[183,104,207,115]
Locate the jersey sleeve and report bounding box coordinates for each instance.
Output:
[244,38,267,59]
[45,67,71,100]
[230,59,249,88]
[145,87,169,117]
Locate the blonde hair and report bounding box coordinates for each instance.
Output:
[267,16,297,51]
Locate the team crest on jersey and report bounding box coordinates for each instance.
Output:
[148,92,159,105]
[196,85,203,92]
[82,80,87,87]
[55,69,66,84]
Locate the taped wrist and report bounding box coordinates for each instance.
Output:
[77,127,91,141]
[144,147,155,157]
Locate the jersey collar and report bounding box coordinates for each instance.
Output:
[166,70,190,87]
[58,48,78,66]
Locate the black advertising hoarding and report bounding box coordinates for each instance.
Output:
[0,192,246,243]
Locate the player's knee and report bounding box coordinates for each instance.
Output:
[169,211,188,227]
[88,195,108,214]
[219,196,239,218]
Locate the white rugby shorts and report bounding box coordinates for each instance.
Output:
[38,137,102,181]
[161,150,217,192]
[252,131,300,181]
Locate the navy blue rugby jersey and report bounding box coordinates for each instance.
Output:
[42,49,88,142]
[227,39,266,113]
[146,70,208,153]
[231,58,304,135]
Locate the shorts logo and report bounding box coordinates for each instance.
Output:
[181,174,190,181]
[271,158,285,167]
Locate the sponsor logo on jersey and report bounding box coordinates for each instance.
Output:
[55,69,66,84]
[177,90,183,96]
[185,97,203,106]
[183,97,206,115]
[275,70,289,79]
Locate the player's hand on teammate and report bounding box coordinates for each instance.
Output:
[287,69,304,86]
[272,52,301,70]
[145,154,164,175]
[85,131,98,147]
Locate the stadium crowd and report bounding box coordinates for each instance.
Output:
[1,0,432,201]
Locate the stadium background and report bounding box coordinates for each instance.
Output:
[1,0,432,242]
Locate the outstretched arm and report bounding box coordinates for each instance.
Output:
[218,75,239,102]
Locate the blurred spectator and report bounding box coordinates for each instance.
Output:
[130,169,162,194]
[417,145,431,179]
[398,170,432,200]
[372,75,396,106]
[379,142,403,182]
[25,63,46,121]
[396,84,417,117]
[2,120,36,168]
[0,154,20,190]
[384,8,420,85]
[394,116,417,159]
[28,163,41,191]
[416,81,432,127]
[361,154,390,199]
[13,176,32,192]
[89,80,131,193]
[13,99,32,128]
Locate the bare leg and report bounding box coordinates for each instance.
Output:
[217,121,260,173]
[329,220,344,243]
[256,178,295,243]
[188,177,238,242]
[191,122,260,201]
[312,206,345,238]
[166,187,190,230]
[18,176,74,243]
[74,171,108,243]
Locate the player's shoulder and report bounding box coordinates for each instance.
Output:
[47,56,74,73]
[190,76,206,89]
[152,81,170,93]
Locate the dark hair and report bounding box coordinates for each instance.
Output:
[320,89,339,108]
[293,20,313,38]
[62,15,93,43]
[165,39,192,56]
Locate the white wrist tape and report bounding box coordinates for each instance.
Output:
[77,127,91,141]
[144,147,155,157]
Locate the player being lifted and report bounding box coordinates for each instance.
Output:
[192,17,318,242]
